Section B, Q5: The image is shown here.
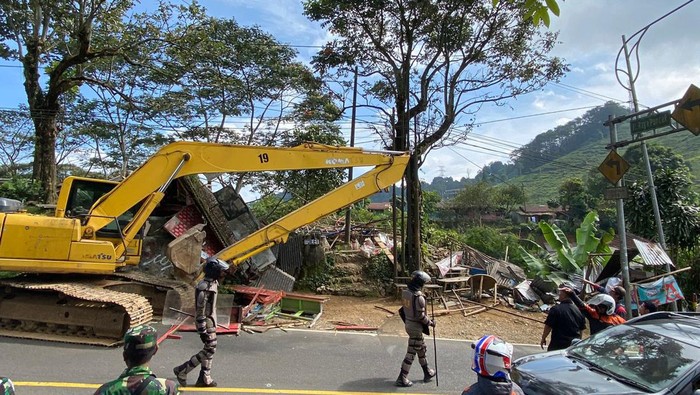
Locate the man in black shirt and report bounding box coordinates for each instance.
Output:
[540,282,586,351]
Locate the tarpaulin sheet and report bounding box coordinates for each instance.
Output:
[636,275,684,306]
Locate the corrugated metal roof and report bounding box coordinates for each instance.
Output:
[254,266,295,292]
[633,239,674,267]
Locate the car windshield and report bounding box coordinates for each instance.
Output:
[568,322,700,392]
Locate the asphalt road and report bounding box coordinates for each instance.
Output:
[0,325,541,394]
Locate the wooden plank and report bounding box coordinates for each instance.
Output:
[433,305,482,316]
[452,289,467,317]
[464,307,487,317]
[462,299,545,324]
[372,236,395,264]
[374,305,396,315]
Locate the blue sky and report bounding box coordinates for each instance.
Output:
[1,0,699,186]
[205,0,700,182]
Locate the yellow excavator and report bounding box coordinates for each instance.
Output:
[0,141,409,345]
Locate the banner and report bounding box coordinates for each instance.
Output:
[635,275,685,306]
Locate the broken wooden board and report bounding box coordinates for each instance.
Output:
[372,236,394,264]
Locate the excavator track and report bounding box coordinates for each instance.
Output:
[0,280,152,346]
[0,273,193,346]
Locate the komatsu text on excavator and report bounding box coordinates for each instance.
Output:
[0,142,409,345]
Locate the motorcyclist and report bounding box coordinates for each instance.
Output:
[462,335,524,395]
[395,270,437,387]
[564,288,625,335]
[174,257,229,387]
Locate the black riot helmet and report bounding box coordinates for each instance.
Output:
[203,257,230,280]
[408,270,431,291]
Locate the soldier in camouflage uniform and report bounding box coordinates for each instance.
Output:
[396,270,437,387]
[0,377,15,395]
[94,325,179,395]
[173,257,229,387]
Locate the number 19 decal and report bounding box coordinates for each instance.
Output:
[258,153,269,163]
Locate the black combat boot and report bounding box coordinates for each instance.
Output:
[195,371,217,387]
[173,363,190,386]
[395,371,413,387]
[422,366,436,383]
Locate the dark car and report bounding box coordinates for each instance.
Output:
[512,312,700,395]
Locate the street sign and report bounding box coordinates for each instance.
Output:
[630,111,671,135]
[672,84,700,136]
[604,186,629,200]
[598,150,630,185]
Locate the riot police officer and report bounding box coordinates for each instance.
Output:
[174,257,229,387]
[396,270,436,387]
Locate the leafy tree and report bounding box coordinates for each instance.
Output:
[425,225,523,264]
[626,167,700,251]
[499,0,561,27]
[150,16,324,194]
[421,190,442,221]
[622,144,690,181]
[0,0,203,202]
[304,0,566,271]
[0,108,34,177]
[449,181,496,226]
[495,183,526,214]
[557,177,595,225]
[268,125,347,207]
[623,144,699,252]
[249,90,348,221]
[0,177,43,203]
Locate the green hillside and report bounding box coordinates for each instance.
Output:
[505,114,700,204]
[421,101,700,205]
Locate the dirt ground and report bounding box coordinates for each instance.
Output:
[309,295,548,345]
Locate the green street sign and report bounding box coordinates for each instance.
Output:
[630,111,672,135]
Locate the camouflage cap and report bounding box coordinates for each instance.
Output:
[123,324,158,355]
[0,377,15,395]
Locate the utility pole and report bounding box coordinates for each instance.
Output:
[344,67,358,244]
[608,115,632,319]
[621,35,676,311]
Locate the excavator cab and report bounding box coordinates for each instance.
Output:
[56,176,143,266]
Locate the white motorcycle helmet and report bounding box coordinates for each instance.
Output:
[471,335,514,380]
[588,294,616,315]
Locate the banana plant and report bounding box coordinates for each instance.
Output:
[519,211,614,277]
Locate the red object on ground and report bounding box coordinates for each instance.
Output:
[232,285,285,305]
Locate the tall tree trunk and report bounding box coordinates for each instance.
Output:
[24,42,59,204]
[30,104,58,204]
[404,154,421,273]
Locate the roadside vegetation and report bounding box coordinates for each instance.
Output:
[1,1,699,300]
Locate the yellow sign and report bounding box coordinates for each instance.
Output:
[672,84,700,135]
[598,150,630,185]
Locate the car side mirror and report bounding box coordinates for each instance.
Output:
[570,338,581,345]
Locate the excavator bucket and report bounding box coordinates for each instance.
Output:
[167,224,206,276]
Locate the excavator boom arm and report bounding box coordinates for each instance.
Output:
[215,156,409,265]
[83,142,407,239]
